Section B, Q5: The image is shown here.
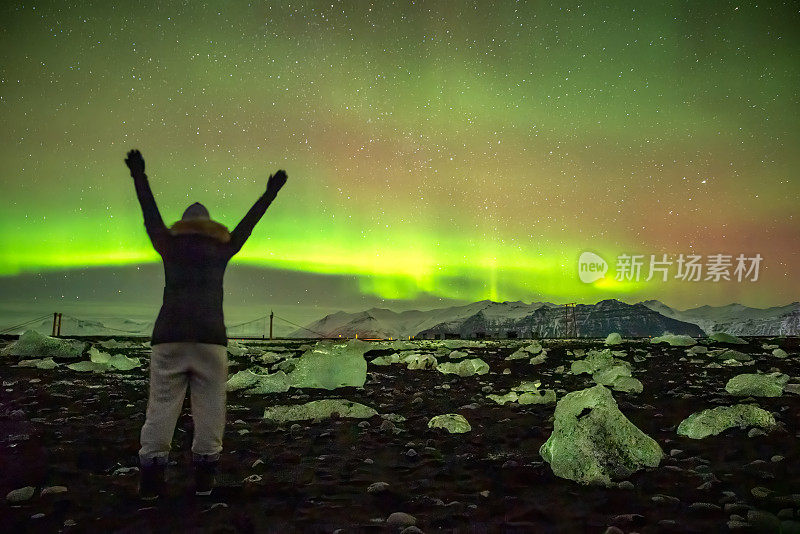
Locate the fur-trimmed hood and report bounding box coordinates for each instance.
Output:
[169,219,231,243]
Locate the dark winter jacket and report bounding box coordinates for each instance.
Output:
[134,173,275,346]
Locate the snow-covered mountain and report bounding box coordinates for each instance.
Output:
[296,300,554,339]
[292,299,706,339]
[639,300,800,336]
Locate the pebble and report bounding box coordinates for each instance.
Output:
[771,455,785,463]
[31,513,45,519]
[603,527,624,534]
[747,510,782,531]
[251,459,264,468]
[244,474,262,483]
[386,512,417,527]
[40,486,68,496]
[617,481,634,490]
[688,502,721,512]
[6,486,35,503]
[751,486,774,499]
[609,513,645,526]
[405,448,418,458]
[400,527,424,534]
[367,482,390,494]
[651,494,681,506]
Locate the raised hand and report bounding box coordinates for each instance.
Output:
[266,170,287,196]
[125,149,145,177]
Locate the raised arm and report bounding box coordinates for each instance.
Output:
[228,170,287,256]
[126,150,170,255]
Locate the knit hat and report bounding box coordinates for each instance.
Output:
[182,202,210,221]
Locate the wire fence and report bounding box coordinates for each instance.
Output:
[0,311,325,339]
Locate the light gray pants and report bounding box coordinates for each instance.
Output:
[139,342,228,465]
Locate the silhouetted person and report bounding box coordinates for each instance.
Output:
[125,149,287,500]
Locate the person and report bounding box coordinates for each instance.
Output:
[125,149,287,500]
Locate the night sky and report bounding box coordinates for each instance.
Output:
[1,1,798,322]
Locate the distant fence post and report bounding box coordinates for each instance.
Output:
[52,313,58,337]
[269,310,274,340]
[57,313,62,337]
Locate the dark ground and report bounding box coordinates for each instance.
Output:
[1,337,799,533]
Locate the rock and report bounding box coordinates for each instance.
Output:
[773,348,789,358]
[677,404,776,439]
[725,372,790,397]
[539,385,663,486]
[386,512,416,527]
[747,510,782,531]
[428,414,471,433]
[400,527,424,534]
[6,486,35,503]
[263,399,377,422]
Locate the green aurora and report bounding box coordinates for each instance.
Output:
[1,1,798,309]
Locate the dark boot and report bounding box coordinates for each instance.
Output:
[192,459,218,496]
[138,459,166,501]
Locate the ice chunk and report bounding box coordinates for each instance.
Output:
[288,339,370,389]
[529,351,547,365]
[505,341,542,360]
[607,376,643,394]
[677,404,776,439]
[226,340,248,357]
[489,381,556,405]
[89,346,111,364]
[513,380,542,392]
[651,333,696,346]
[263,399,377,422]
[571,349,630,377]
[709,332,747,345]
[98,339,136,350]
[518,390,557,404]
[436,358,489,377]
[17,358,59,370]
[570,360,594,375]
[227,368,291,394]
[725,372,790,397]
[447,350,469,360]
[108,353,141,371]
[66,361,109,373]
[246,371,290,394]
[604,333,623,345]
[227,369,261,391]
[487,391,520,405]
[2,330,85,359]
[369,353,401,366]
[772,348,788,359]
[402,352,438,370]
[428,414,471,433]
[712,349,752,362]
[539,385,663,486]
